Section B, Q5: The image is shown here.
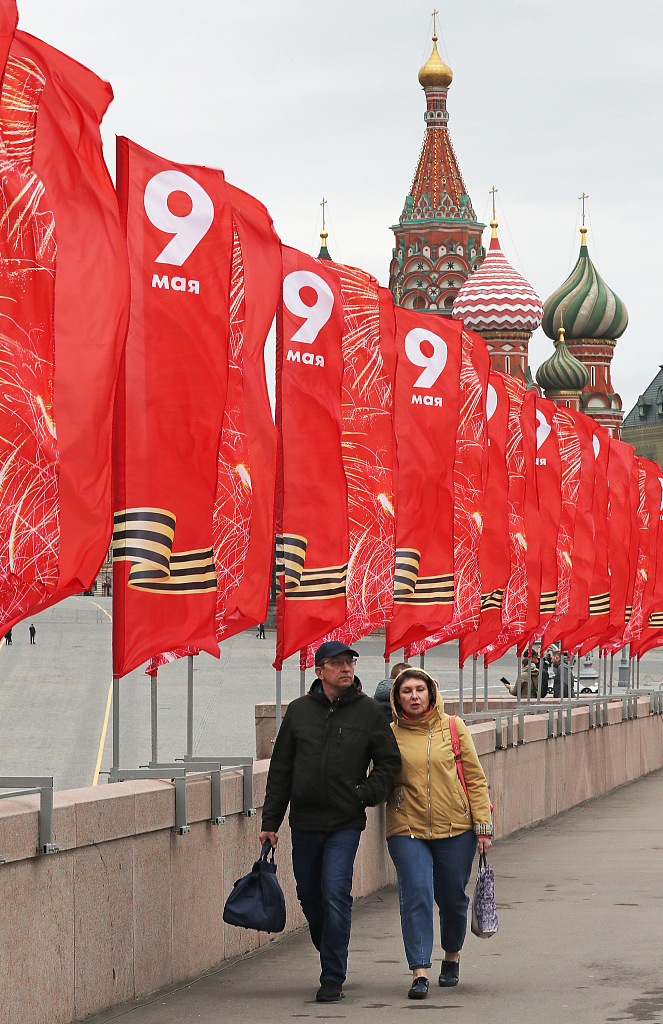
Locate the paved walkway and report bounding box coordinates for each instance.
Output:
[89,769,663,1024]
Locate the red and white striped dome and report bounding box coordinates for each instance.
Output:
[452,229,543,333]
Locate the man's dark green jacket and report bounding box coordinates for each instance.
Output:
[261,679,401,833]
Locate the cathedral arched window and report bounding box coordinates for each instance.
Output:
[657,386,663,416]
[590,366,595,387]
[504,356,511,374]
[413,296,427,310]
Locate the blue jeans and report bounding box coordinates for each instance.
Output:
[290,827,362,986]
[387,830,478,969]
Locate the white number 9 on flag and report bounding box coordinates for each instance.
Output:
[404,328,447,388]
[144,170,215,266]
[283,271,334,344]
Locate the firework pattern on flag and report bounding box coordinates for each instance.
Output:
[539,407,592,651]
[301,265,396,669]
[405,329,488,659]
[480,380,540,662]
[0,50,59,626]
[213,227,251,640]
[145,647,200,675]
[620,461,661,650]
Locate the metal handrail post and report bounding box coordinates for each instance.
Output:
[174,775,190,835]
[210,771,224,825]
[458,663,464,715]
[483,656,489,712]
[38,784,56,854]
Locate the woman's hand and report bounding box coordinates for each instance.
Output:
[478,836,492,855]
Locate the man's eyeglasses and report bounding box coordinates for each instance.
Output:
[324,657,357,668]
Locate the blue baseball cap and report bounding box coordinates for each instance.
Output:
[314,641,359,666]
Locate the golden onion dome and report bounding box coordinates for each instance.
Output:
[418,35,453,88]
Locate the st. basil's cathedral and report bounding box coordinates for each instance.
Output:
[386,28,629,438]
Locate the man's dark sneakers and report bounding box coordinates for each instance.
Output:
[316,981,344,1002]
[438,960,460,987]
[408,977,429,999]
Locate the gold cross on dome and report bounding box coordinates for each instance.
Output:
[432,9,438,35]
[489,185,498,220]
[579,192,589,226]
[320,197,327,232]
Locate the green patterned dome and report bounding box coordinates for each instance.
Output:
[542,227,628,340]
[536,330,589,393]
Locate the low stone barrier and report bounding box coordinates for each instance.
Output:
[1,697,661,1024]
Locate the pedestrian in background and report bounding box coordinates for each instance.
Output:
[386,668,492,1000]
[4,628,11,645]
[29,623,36,645]
[256,622,266,639]
[259,641,401,1004]
[373,662,410,721]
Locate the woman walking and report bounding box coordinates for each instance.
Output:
[386,668,493,1000]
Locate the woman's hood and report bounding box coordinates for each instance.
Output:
[390,677,444,727]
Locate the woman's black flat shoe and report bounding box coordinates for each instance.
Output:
[438,960,460,986]
[408,977,429,999]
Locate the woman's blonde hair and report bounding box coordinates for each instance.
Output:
[392,668,438,717]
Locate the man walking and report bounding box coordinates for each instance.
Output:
[260,641,401,1003]
[29,623,36,645]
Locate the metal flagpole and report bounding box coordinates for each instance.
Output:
[275,669,282,742]
[112,676,120,772]
[150,669,158,763]
[458,661,464,715]
[420,653,425,670]
[483,655,488,712]
[186,654,194,758]
[516,655,522,706]
[637,657,640,689]
[609,652,614,694]
[472,656,477,713]
[300,650,306,696]
[526,645,532,705]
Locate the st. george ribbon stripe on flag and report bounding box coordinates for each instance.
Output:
[113,508,216,593]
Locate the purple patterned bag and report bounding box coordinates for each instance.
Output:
[471,853,498,938]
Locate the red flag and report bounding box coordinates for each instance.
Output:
[406,328,490,659]
[541,408,596,650]
[385,308,462,655]
[522,396,562,650]
[621,459,660,649]
[273,247,347,669]
[459,372,510,662]
[481,382,540,664]
[601,443,639,651]
[213,184,280,640]
[563,423,611,654]
[113,138,234,676]
[0,24,130,629]
[300,270,397,667]
[632,466,663,658]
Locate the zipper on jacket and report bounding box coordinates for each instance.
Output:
[337,727,342,753]
[427,725,433,839]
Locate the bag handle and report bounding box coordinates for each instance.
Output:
[261,840,276,862]
[479,851,488,871]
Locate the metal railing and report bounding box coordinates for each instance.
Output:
[107,760,256,835]
[461,689,662,747]
[0,777,59,861]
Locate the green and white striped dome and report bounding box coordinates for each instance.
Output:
[542,228,628,340]
[536,331,589,393]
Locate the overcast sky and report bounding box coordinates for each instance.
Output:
[16,0,662,416]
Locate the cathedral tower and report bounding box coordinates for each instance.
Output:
[452,194,543,376]
[389,25,485,315]
[541,203,628,436]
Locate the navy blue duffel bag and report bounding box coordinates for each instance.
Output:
[223,840,286,933]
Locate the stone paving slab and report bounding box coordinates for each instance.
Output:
[87,768,663,1024]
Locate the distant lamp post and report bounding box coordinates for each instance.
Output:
[618,647,630,687]
[578,650,599,691]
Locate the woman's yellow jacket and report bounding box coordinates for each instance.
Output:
[386,688,492,840]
